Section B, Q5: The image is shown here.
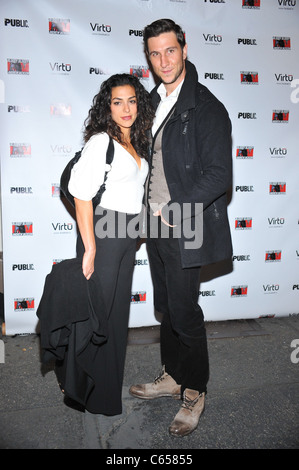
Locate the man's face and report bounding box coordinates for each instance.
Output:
[147,31,187,95]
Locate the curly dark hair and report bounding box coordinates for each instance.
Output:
[83,74,155,159]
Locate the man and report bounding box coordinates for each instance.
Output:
[129,19,232,437]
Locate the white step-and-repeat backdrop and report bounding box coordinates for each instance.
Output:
[0,0,298,335]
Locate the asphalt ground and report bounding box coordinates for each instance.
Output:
[0,312,298,458]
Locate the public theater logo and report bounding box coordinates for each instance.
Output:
[204,72,224,80]
[231,286,248,297]
[235,185,254,193]
[273,37,291,50]
[14,298,35,311]
[235,217,252,229]
[10,143,31,157]
[272,110,289,123]
[12,263,34,271]
[242,0,260,9]
[130,66,149,79]
[131,292,146,303]
[240,71,259,84]
[265,250,282,262]
[232,254,251,262]
[236,146,254,159]
[89,66,110,75]
[269,182,286,194]
[10,186,33,195]
[8,105,30,113]
[4,18,29,28]
[199,290,216,297]
[238,38,257,46]
[134,259,148,266]
[7,59,29,75]
[49,19,70,34]
[12,222,33,236]
[238,112,257,120]
[129,29,144,37]
[50,104,71,116]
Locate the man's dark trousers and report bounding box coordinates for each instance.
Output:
[146,216,209,395]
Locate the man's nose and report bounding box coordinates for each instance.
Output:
[160,53,169,68]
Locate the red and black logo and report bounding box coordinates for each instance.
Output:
[131,292,146,303]
[242,0,260,8]
[235,218,252,229]
[49,19,70,34]
[236,147,254,158]
[10,143,31,157]
[272,110,289,123]
[12,223,33,235]
[7,59,29,74]
[269,182,286,194]
[240,71,258,84]
[130,66,149,79]
[14,298,35,310]
[273,37,291,50]
[231,286,248,297]
[265,251,282,262]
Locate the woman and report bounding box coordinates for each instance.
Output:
[68,74,154,415]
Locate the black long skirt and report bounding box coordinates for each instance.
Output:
[76,207,138,415]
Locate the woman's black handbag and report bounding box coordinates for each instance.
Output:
[60,136,114,209]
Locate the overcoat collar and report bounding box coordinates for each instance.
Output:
[151,60,198,115]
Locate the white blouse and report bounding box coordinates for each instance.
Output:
[68,132,148,214]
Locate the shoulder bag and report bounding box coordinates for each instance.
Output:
[60,136,114,209]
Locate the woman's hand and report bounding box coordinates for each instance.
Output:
[74,198,96,280]
[82,249,96,280]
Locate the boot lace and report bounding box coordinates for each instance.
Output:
[182,392,203,411]
[153,367,167,384]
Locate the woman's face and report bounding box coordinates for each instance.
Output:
[110,85,138,135]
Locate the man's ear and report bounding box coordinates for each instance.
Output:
[183,43,188,60]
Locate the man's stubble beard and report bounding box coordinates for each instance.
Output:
[160,60,185,86]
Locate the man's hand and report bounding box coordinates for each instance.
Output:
[153,208,177,227]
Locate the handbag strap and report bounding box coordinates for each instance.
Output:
[92,136,114,208]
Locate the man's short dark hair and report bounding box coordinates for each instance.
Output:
[143,19,186,54]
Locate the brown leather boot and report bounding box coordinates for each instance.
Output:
[129,366,181,400]
[169,388,205,437]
